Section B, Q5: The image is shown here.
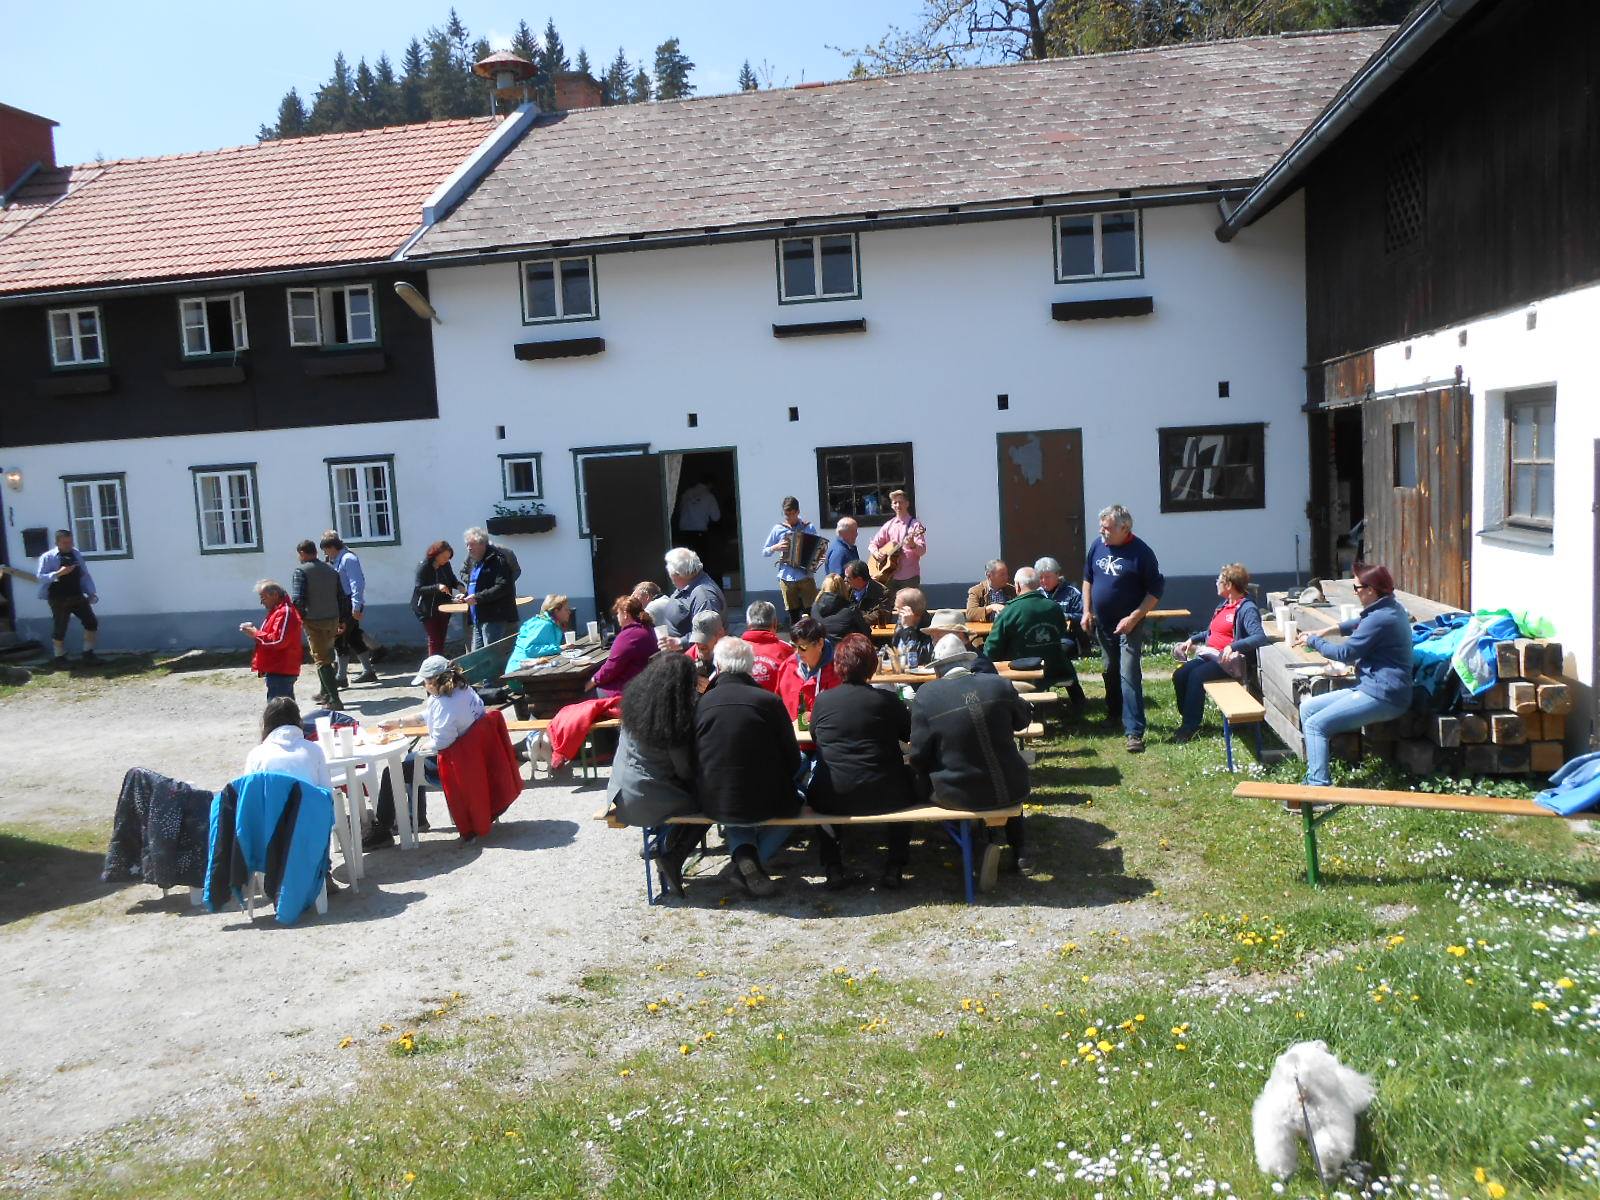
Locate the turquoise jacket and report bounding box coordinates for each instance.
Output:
[505,612,564,674]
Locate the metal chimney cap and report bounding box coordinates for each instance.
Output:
[472,51,536,83]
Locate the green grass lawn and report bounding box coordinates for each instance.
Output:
[27,668,1600,1199]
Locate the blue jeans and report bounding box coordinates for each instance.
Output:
[264,673,296,700]
[1173,656,1230,733]
[723,825,792,864]
[1300,688,1409,786]
[470,620,508,651]
[1096,624,1147,737]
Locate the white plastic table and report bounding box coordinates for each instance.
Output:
[322,739,412,878]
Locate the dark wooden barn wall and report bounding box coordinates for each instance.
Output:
[1305,0,1600,365]
[0,274,440,448]
[1362,386,1472,609]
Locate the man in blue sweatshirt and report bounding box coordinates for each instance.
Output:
[1082,504,1164,753]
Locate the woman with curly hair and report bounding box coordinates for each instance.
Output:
[608,652,703,896]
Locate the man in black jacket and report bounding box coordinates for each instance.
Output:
[910,634,1032,879]
[462,526,519,651]
[843,559,890,625]
[694,638,802,897]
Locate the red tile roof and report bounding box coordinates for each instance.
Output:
[411,29,1392,259]
[0,118,496,296]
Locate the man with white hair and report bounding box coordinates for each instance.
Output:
[1033,556,1089,713]
[1082,504,1165,753]
[740,599,795,691]
[910,633,1032,879]
[462,526,519,651]
[824,516,860,577]
[664,547,724,640]
[983,566,1071,681]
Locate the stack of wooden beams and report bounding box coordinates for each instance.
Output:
[1258,586,1572,778]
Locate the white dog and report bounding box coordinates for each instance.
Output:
[1252,1040,1375,1181]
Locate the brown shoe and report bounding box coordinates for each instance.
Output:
[1125,735,1145,753]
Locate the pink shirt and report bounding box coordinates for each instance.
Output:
[869,516,927,580]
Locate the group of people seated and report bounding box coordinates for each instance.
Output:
[606,617,1034,899]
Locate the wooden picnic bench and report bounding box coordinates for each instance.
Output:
[1232,780,1588,886]
[595,801,1024,905]
[1203,679,1266,771]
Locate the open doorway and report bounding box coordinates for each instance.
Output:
[1329,406,1366,575]
[666,449,744,608]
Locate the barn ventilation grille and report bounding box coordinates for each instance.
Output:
[1384,142,1426,254]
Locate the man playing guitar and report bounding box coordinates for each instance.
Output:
[867,489,927,589]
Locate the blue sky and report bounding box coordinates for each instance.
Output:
[4,1,923,164]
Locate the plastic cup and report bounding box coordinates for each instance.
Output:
[564,630,577,645]
[1281,618,1297,644]
[314,716,333,748]
[587,620,600,640]
[337,726,355,758]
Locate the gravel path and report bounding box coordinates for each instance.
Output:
[0,660,1160,1185]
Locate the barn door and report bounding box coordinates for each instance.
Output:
[996,429,1085,579]
[1360,386,1472,607]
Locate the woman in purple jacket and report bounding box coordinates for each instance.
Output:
[587,594,659,697]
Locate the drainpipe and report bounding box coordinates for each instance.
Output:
[1215,0,1485,242]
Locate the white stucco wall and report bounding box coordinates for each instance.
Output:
[1371,279,1600,686]
[3,198,1313,648]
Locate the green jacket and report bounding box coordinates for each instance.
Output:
[984,589,1070,680]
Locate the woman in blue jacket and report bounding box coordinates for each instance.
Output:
[1171,563,1270,742]
[1292,562,1413,787]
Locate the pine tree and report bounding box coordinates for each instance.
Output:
[738,60,759,91]
[602,47,631,104]
[353,58,378,129]
[629,65,653,104]
[422,10,477,119]
[259,88,308,141]
[400,38,428,122]
[510,19,538,63]
[542,18,569,73]
[306,52,356,133]
[653,37,695,100]
[575,47,591,76]
[372,54,401,127]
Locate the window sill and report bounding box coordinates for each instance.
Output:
[515,337,606,360]
[36,372,113,397]
[773,318,867,338]
[1477,524,1553,553]
[302,351,387,377]
[197,544,265,556]
[165,364,246,388]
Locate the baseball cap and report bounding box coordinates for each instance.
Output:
[689,610,726,645]
[410,655,452,685]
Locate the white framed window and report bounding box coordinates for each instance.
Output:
[1507,392,1555,529]
[520,257,597,323]
[179,293,249,358]
[62,474,130,558]
[327,456,398,545]
[500,453,544,500]
[191,465,261,552]
[287,284,378,347]
[777,234,859,303]
[1054,210,1142,282]
[48,306,106,367]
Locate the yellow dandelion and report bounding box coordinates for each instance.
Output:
[1174,1043,1188,1052]
[404,1171,416,1183]
[619,1069,633,1078]
[1134,1013,1146,1023]
[338,1036,353,1049]
[1475,1168,1487,1184]
[504,1130,520,1139]
[1097,1040,1114,1053]
[1448,945,1469,957]
[1557,978,1575,989]
[1532,1000,1549,1011]
[1387,935,1406,948]
[1486,1183,1506,1199]
[679,1044,691,1055]
[1084,1027,1098,1038]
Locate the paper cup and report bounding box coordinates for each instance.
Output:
[1281,619,1297,643]
[314,717,333,749]
[337,726,355,757]
[586,620,600,640]
[564,630,577,645]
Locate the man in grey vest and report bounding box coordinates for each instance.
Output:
[293,539,344,708]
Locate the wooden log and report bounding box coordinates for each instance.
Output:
[1395,739,1436,775]
[1538,712,1566,742]
[1506,681,1538,716]
[1529,741,1565,774]
[1457,713,1489,744]
[1489,713,1527,746]
[1494,743,1531,774]
[1462,744,1498,775]
[1362,719,1400,744]
[1264,702,1304,759]
[1427,715,1462,748]
[1517,640,1548,678]
[1494,642,1522,680]
[1480,683,1508,710]
[1542,642,1565,675]
[1535,680,1573,715]
[1331,733,1361,764]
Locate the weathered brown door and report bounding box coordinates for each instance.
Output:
[1360,385,1472,607]
[587,454,666,613]
[996,429,1085,578]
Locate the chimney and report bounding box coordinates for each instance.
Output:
[553,71,603,112]
[0,103,58,197]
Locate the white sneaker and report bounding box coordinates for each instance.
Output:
[977,843,1002,892]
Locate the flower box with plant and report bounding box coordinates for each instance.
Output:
[485,501,556,535]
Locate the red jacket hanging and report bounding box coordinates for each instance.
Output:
[437,708,522,839]
[547,695,623,769]
[251,599,303,677]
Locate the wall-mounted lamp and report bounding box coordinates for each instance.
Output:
[2,468,21,492]
[394,281,442,323]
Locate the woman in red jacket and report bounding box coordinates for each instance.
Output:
[240,580,304,700]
